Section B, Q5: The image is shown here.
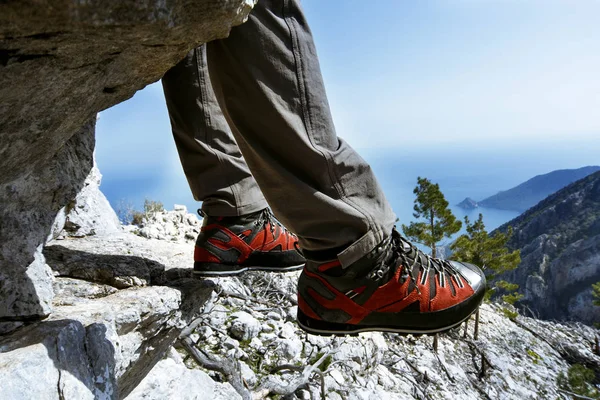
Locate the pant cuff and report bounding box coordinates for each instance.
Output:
[337,226,390,268]
[202,199,269,217]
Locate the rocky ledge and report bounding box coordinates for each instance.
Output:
[1,219,213,399]
[3,205,599,399]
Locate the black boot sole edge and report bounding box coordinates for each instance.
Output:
[193,262,304,277]
[296,289,485,337]
[296,307,481,337]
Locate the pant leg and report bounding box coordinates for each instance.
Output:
[206,0,397,267]
[161,45,268,217]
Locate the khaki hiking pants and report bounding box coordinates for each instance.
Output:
[161,0,396,267]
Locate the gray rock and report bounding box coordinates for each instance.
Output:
[43,232,198,287]
[0,0,256,185]
[275,337,303,361]
[53,277,118,306]
[0,319,108,400]
[224,337,240,349]
[239,361,257,387]
[0,121,95,319]
[229,312,261,341]
[266,311,282,321]
[60,163,122,238]
[0,321,24,336]
[0,0,255,320]
[0,277,214,399]
[525,274,547,303]
[279,321,296,339]
[44,244,157,289]
[196,326,214,340]
[286,306,298,321]
[297,389,311,400]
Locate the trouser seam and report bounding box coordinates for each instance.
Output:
[194,46,242,213]
[283,0,380,247]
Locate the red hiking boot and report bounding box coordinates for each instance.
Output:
[297,228,485,335]
[194,208,305,276]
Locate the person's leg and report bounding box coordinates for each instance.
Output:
[206,0,485,334]
[162,45,304,275]
[162,45,267,217]
[206,0,396,268]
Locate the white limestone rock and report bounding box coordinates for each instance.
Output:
[136,207,201,243]
[126,351,241,400]
[60,164,121,238]
[0,266,213,399]
[229,311,261,341]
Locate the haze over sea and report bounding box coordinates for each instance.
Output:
[96,84,598,234]
[97,0,600,239]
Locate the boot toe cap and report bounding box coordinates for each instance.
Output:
[449,261,486,293]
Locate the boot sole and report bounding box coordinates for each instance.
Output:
[297,301,483,337]
[193,262,304,277]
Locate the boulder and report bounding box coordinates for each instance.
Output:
[126,349,241,400]
[0,121,95,319]
[0,275,214,399]
[229,311,261,341]
[59,163,122,238]
[0,0,256,320]
[0,0,256,184]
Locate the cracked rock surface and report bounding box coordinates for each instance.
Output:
[0,0,256,320]
[1,224,214,399]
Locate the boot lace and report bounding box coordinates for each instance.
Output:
[256,208,294,238]
[369,228,464,292]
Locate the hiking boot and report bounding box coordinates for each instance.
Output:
[297,228,486,335]
[194,208,305,276]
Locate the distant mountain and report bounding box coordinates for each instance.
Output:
[493,170,600,325]
[478,166,600,212]
[456,197,478,210]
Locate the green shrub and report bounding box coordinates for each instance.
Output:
[556,364,599,398]
[501,307,518,320]
[129,199,164,226]
[131,211,145,226]
[502,292,524,306]
[526,349,541,365]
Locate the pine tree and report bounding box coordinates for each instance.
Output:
[450,213,520,278]
[401,177,462,258]
[451,213,521,302]
[592,282,600,306]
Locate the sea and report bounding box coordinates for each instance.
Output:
[99,146,553,237]
[96,83,599,240]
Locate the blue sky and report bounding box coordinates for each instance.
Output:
[302,0,600,150]
[96,0,600,215]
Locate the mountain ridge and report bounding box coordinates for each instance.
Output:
[493,170,600,324]
[457,166,600,213]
